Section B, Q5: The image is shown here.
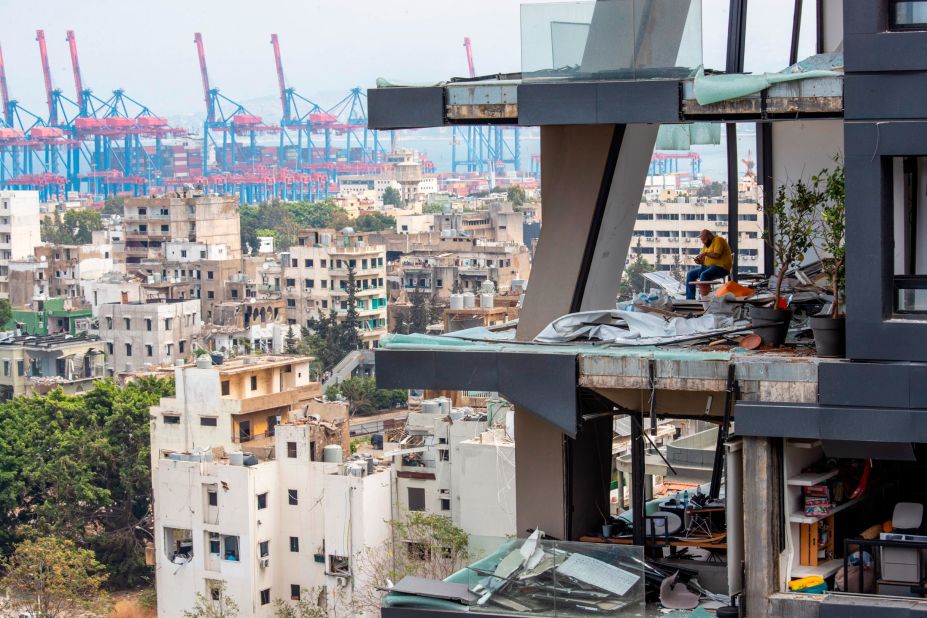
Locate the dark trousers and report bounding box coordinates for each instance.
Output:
[685,265,729,299]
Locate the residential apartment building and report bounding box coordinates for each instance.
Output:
[0,333,106,400]
[390,398,516,554]
[122,192,241,264]
[150,355,390,617]
[631,179,765,275]
[284,229,387,348]
[0,190,41,299]
[98,298,203,372]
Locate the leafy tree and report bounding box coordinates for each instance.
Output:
[305,312,345,373]
[428,293,442,327]
[421,202,445,214]
[41,209,104,244]
[339,264,362,353]
[0,536,110,618]
[285,325,299,354]
[184,581,239,618]
[0,298,11,328]
[352,513,470,614]
[618,238,655,300]
[101,196,125,216]
[382,186,402,207]
[0,377,174,587]
[326,376,406,415]
[506,185,527,209]
[408,288,430,334]
[353,212,396,232]
[697,181,724,198]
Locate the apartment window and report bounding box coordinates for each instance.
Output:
[290,584,301,601]
[291,259,298,268]
[123,318,131,329]
[207,290,215,299]
[321,280,328,289]
[207,271,214,280]
[259,540,269,558]
[164,318,173,330]
[145,318,152,331]
[180,250,187,258]
[440,449,450,462]
[106,343,113,355]
[260,589,271,606]
[407,487,425,511]
[892,1,927,29]
[145,345,153,357]
[208,533,220,554]
[220,380,230,396]
[208,490,218,506]
[305,279,314,289]
[231,289,239,299]
[1,361,7,377]
[160,225,169,232]
[165,344,173,357]
[287,298,296,308]
[200,417,218,427]
[257,492,267,509]
[304,259,313,268]
[321,300,328,309]
[138,207,147,216]
[105,317,113,330]
[179,340,186,354]
[287,441,297,458]
[250,376,258,391]
[16,360,23,377]
[163,415,180,424]
[125,343,132,357]
[321,259,327,268]
[441,498,451,511]
[288,489,298,505]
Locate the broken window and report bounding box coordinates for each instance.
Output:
[288,489,298,505]
[407,487,426,511]
[259,540,269,558]
[257,492,268,510]
[328,555,350,575]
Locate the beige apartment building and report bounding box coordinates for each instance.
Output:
[629,176,764,277]
[283,229,388,348]
[0,191,42,299]
[98,298,203,373]
[122,192,241,264]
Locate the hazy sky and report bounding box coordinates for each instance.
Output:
[0,1,805,118]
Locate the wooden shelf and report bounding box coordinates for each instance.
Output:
[792,559,844,579]
[787,468,839,487]
[790,497,862,524]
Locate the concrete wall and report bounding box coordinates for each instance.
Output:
[98,299,202,371]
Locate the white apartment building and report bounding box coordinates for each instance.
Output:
[390,398,516,553]
[98,298,203,372]
[150,356,390,617]
[0,191,41,299]
[284,229,388,348]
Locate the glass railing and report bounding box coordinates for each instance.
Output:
[382,535,645,616]
[521,0,702,82]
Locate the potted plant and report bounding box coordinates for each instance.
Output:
[757,177,818,346]
[810,161,846,357]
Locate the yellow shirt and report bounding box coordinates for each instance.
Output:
[701,235,733,272]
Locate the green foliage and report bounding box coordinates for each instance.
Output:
[382,186,402,207]
[353,211,396,232]
[326,376,406,416]
[285,325,299,354]
[41,209,104,244]
[0,377,174,588]
[421,202,445,214]
[697,181,724,198]
[812,159,846,317]
[350,436,371,454]
[506,185,527,209]
[764,176,820,304]
[0,536,110,618]
[0,298,11,329]
[618,238,655,300]
[101,196,125,216]
[184,581,239,618]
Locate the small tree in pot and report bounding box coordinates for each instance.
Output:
[757,177,818,345]
[810,160,846,357]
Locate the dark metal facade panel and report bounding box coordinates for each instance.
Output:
[842,3,885,35]
[367,87,445,129]
[594,80,680,123]
[845,75,927,120]
[845,32,927,73]
[820,596,927,617]
[374,349,579,436]
[818,362,911,408]
[517,82,598,125]
[735,401,927,443]
[517,80,681,125]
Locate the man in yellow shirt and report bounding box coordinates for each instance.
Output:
[685,229,733,299]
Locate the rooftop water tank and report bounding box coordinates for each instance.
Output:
[420,399,441,414]
[322,444,343,464]
[480,293,494,309]
[436,397,452,414]
[449,294,464,310]
[229,452,244,466]
[480,280,496,295]
[195,354,212,369]
[462,292,475,308]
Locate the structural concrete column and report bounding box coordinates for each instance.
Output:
[743,436,783,617]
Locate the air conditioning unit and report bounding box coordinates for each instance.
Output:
[260,557,270,568]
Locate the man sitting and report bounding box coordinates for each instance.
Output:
[685,229,733,300]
